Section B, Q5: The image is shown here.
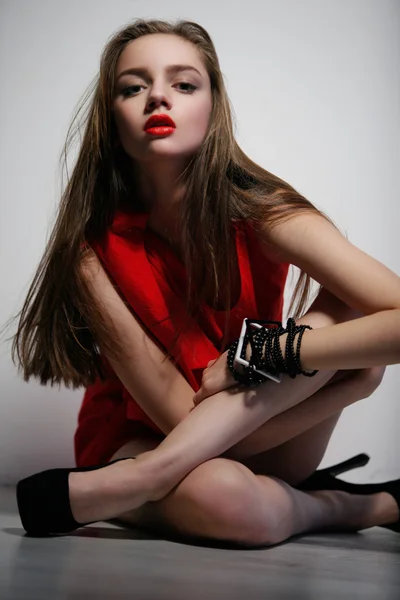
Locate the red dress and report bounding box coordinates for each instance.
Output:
[74,209,290,466]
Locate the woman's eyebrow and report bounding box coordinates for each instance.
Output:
[117,64,203,80]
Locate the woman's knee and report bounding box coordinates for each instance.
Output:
[158,458,279,546]
[351,365,386,398]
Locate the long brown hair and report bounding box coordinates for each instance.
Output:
[1,18,341,389]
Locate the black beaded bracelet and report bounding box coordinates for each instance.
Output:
[227,321,282,386]
[260,319,318,379]
[227,318,319,387]
[295,325,319,377]
[256,318,318,379]
[284,318,303,378]
[254,327,277,373]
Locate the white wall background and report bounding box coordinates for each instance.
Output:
[0,0,399,485]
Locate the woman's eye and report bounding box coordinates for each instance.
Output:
[121,85,142,97]
[121,82,197,97]
[177,82,197,93]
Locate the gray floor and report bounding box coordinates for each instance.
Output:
[1,486,399,599]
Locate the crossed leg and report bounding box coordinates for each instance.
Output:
[108,366,391,547]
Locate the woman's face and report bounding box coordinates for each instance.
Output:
[113,34,213,165]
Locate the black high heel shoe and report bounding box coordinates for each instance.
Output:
[16,457,135,536]
[296,453,400,533]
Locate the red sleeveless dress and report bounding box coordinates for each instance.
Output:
[74,209,290,466]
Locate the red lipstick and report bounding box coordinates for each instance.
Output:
[144,114,176,136]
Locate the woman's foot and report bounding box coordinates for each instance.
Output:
[16,452,163,535]
[296,454,400,533]
[309,489,400,532]
[377,492,400,527]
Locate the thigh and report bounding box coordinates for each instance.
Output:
[238,369,354,484]
[241,412,342,485]
[109,428,163,460]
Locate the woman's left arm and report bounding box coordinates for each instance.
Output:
[256,212,400,370]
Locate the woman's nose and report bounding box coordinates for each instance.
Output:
[146,89,171,111]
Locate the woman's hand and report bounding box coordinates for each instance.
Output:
[192,350,238,405]
[192,328,288,406]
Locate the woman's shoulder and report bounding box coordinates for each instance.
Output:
[238,219,289,265]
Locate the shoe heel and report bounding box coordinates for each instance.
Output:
[16,457,135,536]
[324,453,370,477]
[17,468,79,536]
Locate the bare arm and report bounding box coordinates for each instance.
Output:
[254,213,400,370]
[81,250,195,435]
[282,308,400,370]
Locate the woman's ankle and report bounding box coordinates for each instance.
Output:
[134,448,192,502]
[133,450,175,501]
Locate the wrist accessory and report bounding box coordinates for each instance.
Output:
[227,317,319,388]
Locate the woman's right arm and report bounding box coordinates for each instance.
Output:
[80,250,196,435]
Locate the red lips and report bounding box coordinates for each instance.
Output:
[144,114,176,130]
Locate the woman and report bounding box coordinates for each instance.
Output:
[8,18,400,546]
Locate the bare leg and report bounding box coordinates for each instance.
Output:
[225,371,349,459]
[239,413,342,483]
[67,297,392,539]
[234,370,364,483]
[68,366,333,522]
[69,363,383,524]
[68,306,384,525]
[109,448,398,548]
[104,368,390,546]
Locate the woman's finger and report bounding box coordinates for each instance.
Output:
[193,390,202,405]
